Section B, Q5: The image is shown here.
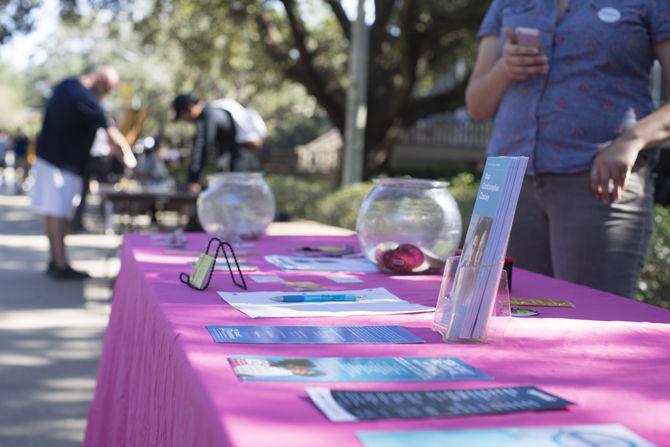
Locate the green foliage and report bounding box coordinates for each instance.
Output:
[0,63,30,131]
[14,12,330,149]
[447,172,478,236]
[312,182,375,230]
[265,174,334,219]
[252,83,331,150]
[637,206,670,309]
[0,0,39,44]
[3,1,491,175]
[266,173,478,232]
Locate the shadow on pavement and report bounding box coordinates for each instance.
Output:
[0,194,118,447]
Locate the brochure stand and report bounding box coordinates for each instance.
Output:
[433,255,510,343]
[179,237,248,291]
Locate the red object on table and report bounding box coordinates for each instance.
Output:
[85,234,670,447]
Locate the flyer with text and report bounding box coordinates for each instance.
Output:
[206,325,425,344]
[308,385,573,422]
[228,356,491,382]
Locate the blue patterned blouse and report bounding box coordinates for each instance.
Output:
[479,0,670,174]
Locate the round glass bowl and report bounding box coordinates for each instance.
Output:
[197,172,275,240]
[356,178,462,273]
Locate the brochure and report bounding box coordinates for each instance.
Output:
[291,244,357,257]
[356,424,655,447]
[435,156,528,340]
[228,356,491,382]
[248,275,285,284]
[206,325,425,344]
[307,385,572,422]
[217,287,432,318]
[265,254,379,272]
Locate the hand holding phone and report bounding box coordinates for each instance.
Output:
[501,27,548,80]
[514,27,542,49]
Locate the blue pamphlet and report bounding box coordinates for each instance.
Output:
[206,325,425,344]
[228,356,491,382]
[357,424,655,447]
[434,156,528,341]
[307,385,573,422]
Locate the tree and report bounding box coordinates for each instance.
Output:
[0,62,28,130]
[0,0,40,44]
[133,0,490,177]
[2,0,489,177]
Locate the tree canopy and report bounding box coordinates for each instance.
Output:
[2,0,489,177]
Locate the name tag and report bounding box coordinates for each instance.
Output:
[598,7,621,23]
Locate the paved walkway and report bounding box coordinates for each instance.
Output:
[0,190,353,446]
[0,193,119,447]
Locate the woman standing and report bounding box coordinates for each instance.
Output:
[466,0,670,297]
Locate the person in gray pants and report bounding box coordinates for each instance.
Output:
[466,0,670,297]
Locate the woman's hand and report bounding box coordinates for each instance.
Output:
[590,136,644,204]
[500,28,549,81]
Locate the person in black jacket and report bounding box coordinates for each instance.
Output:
[172,93,266,192]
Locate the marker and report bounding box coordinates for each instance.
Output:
[272,294,361,303]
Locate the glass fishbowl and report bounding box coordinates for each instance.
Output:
[197,172,275,240]
[356,178,462,274]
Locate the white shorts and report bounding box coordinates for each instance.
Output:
[30,157,83,219]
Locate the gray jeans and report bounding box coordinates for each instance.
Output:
[508,167,654,298]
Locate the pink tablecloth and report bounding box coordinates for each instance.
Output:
[84,233,670,446]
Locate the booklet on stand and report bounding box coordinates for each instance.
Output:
[436,156,528,341]
[228,355,491,382]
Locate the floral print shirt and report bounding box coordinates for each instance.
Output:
[479,0,670,174]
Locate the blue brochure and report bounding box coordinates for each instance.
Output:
[228,356,491,382]
[357,424,656,447]
[206,325,425,344]
[307,385,573,422]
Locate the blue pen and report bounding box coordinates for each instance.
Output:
[272,294,362,303]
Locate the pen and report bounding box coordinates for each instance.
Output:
[272,294,362,303]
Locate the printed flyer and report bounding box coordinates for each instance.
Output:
[228,356,491,382]
[206,325,425,344]
[308,385,572,422]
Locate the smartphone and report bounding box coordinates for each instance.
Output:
[515,27,542,48]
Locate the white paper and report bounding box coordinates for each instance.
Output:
[327,275,364,283]
[306,388,358,422]
[248,275,285,283]
[265,255,379,273]
[217,287,433,318]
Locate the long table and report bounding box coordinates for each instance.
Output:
[84,232,670,446]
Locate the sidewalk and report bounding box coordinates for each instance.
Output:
[0,193,119,447]
[0,190,354,446]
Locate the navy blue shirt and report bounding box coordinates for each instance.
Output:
[479,0,670,174]
[36,77,108,176]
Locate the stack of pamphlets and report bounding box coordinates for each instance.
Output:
[436,156,527,341]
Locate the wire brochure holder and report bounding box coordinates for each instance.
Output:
[179,237,248,291]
